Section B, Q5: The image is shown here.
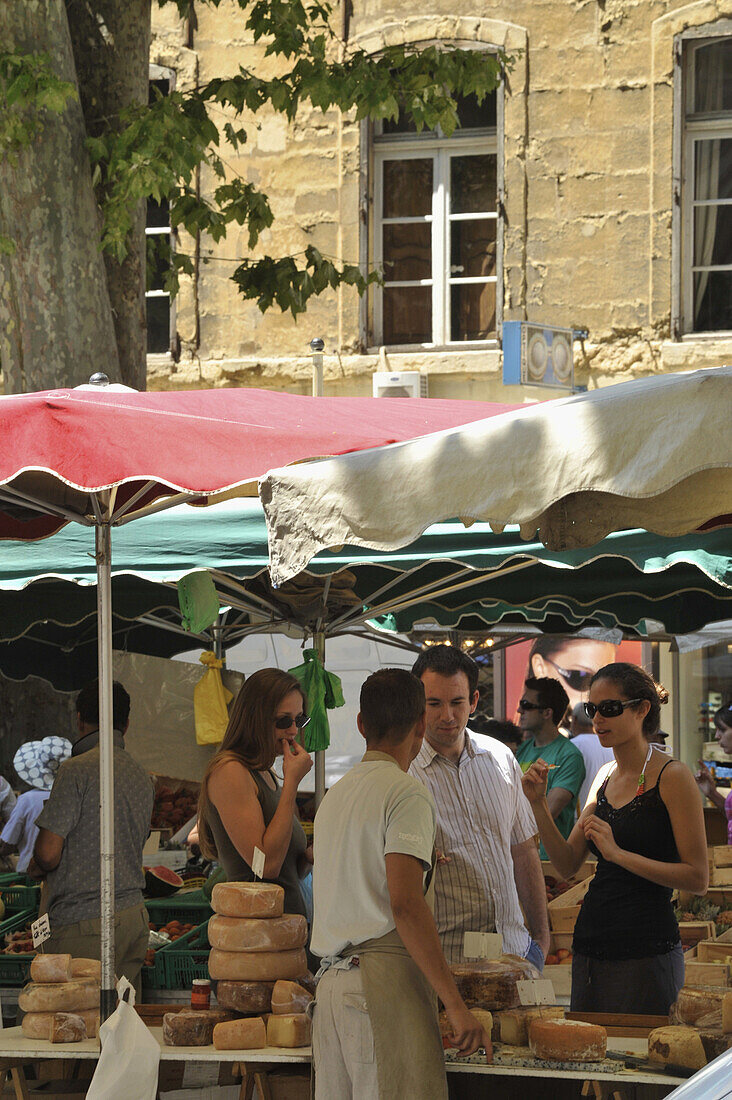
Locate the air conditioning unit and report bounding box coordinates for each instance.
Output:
[502,321,575,390]
[372,371,428,398]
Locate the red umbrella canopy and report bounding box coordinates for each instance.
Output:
[0,387,519,539]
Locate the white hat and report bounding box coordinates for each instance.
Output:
[13,737,72,791]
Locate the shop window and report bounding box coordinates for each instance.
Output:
[681,35,732,334]
[372,90,499,347]
[146,70,175,355]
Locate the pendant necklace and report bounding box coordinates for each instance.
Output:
[636,744,653,796]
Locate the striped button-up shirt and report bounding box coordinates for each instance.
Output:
[410,733,537,963]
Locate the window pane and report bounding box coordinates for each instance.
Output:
[383,160,433,218]
[383,286,432,343]
[381,91,497,134]
[694,270,732,331]
[451,155,496,214]
[146,233,171,292]
[694,205,732,267]
[693,40,732,113]
[146,295,171,353]
[147,197,170,229]
[694,138,732,201]
[383,224,431,281]
[450,219,496,278]
[450,283,496,341]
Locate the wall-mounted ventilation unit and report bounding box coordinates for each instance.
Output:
[503,321,575,390]
[372,371,428,398]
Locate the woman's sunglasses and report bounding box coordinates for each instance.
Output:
[583,698,642,720]
[546,658,594,692]
[274,713,310,731]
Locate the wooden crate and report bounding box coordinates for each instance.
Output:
[695,939,732,963]
[711,846,732,869]
[547,874,594,933]
[542,859,596,884]
[684,960,732,987]
[549,931,574,953]
[543,963,572,997]
[708,859,732,887]
[678,920,716,948]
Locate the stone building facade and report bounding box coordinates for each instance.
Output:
[149,0,732,400]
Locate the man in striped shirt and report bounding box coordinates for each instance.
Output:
[410,646,550,967]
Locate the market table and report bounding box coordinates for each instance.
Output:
[0,1027,687,1098]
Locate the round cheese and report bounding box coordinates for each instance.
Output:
[450,959,528,1011]
[211,882,284,919]
[208,913,307,953]
[722,991,732,1035]
[208,947,308,982]
[529,1018,607,1062]
[271,980,313,1016]
[499,1006,565,1046]
[19,979,99,1014]
[216,980,274,1015]
[162,1009,231,1047]
[648,1026,707,1071]
[71,958,102,980]
[22,1009,99,1040]
[51,1013,88,1044]
[213,1017,267,1051]
[672,988,725,1027]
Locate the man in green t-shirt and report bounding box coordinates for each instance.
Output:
[516,677,585,858]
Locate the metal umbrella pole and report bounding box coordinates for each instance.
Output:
[313,629,326,808]
[95,517,116,1022]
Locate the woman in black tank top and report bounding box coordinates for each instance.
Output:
[522,662,708,1014]
[197,669,314,922]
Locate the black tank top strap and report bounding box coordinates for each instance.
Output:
[597,765,615,800]
[653,756,675,794]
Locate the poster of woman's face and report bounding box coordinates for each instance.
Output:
[505,635,643,724]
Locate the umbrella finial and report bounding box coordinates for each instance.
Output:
[88,373,110,386]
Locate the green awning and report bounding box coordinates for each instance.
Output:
[0,499,729,689]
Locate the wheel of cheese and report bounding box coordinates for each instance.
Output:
[162,1009,232,1047]
[208,947,308,982]
[71,958,102,980]
[648,1026,707,1071]
[51,1013,88,1044]
[208,913,307,953]
[30,954,73,984]
[22,1008,100,1041]
[211,882,284,919]
[439,1008,493,1046]
[698,1026,732,1062]
[722,991,732,1035]
[529,1018,607,1062]
[450,959,527,1011]
[213,1016,267,1051]
[266,1013,311,1048]
[216,980,274,1015]
[672,987,725,1027]
[19,979,99,1014]
[271,980,313,1016]
[499,1006,565,1046]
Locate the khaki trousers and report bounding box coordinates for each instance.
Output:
[313,966,379,1100]
[44,901,149,997]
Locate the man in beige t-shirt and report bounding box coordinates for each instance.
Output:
[311,669,490,1100]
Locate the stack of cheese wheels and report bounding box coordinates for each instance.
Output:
[20,955,101,1042]
[193,882,313,1052]
[528,1018,607,1063]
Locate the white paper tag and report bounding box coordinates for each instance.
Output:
[516,979,556,1006]
[462,931,502,959]
[31,914,51,949]
[252,846,265,880]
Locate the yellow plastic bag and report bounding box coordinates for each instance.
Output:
[194,651,233,745]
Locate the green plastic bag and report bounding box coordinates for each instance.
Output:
[194,651,233,745]
[178,571,220,634]
[288,649,344,752]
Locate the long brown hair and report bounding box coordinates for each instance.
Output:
[197,668,305,861]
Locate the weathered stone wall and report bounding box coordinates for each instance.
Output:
[147,0,732,401]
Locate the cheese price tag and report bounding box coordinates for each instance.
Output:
[463,932,502,960]
[31,914,51,950]
[251,846,266,880]
[516,979,556,1006]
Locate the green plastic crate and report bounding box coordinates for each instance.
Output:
[144,889,212,928]
[0,874,41,915]
[142,920,210,992]
[0,909,36,987]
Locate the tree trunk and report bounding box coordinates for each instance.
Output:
[0,0,120,393]
[67,0,152,391]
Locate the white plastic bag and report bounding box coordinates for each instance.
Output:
[86,977,160,1100]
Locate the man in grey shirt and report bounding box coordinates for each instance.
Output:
[32,680,154,991]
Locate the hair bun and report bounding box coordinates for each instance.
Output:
[656,684,670,705]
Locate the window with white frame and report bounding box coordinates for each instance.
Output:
[372,91,498,347]
[681,34,732,333]
[146,69,175,355]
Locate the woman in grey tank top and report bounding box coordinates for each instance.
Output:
[198,669,313,921]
